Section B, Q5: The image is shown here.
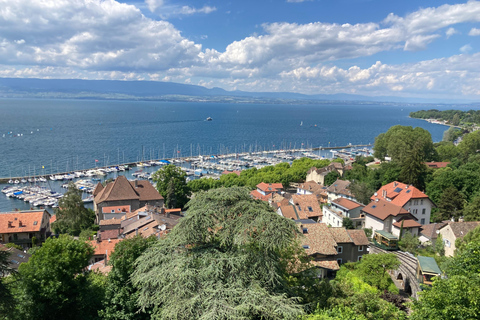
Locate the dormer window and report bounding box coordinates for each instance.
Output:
[302,228,308,234]
[302,245,310,249]
[308,206,313,212]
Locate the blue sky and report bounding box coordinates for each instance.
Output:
[1,0,480,100]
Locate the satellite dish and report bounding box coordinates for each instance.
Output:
[159,224,167,231]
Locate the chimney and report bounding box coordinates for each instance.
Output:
[135,180,138,188]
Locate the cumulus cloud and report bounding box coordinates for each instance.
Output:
[145,0,164,13]
[460,44,473,53]
[469,27,480,36]
[446,27,459,38]
[1,0,480,99]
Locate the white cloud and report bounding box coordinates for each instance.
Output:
[446,27,459,38]
[469,27,480,36]
[145,0,164,13]
[460,44,472,53]
[177,5,216,15]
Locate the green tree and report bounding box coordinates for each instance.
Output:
[356,254,400,291]
[0,250,15,317]
[324,171,340,186]
[398,141,428,190]
[100,236,157,320]
[12,235,105,320]
[349,181,374,205]
[451,113,460,126]
[434,233,445,256]
[456,224,480,253]
[457,130,480,161]
[436,186,465,222]
[398,232,420,254]
[462,194,480,221]
[132,187,305,319]
[373,125,436,164]
[342,217,355,229]
[152,164,190,208]
[54,182,96,236]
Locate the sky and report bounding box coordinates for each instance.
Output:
[1,0,480,100]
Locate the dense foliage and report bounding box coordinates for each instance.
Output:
[152,164,191,208]
[54,182,97,236]
[132,187,306,319]
[409,109,480,126]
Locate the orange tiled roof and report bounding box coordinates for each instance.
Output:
[88,239,122,256]
[88,259,112,274]
[0,210,48,234]
[393,219,422,228]
[347,229,369,246]
[299,223,338,256]
[325,179,352,196]
[425,162,450,168]
[256,182,283,192]
[291,194,323,219]
[250,190,276,201]
[371,181,430,207]
[311,260,340,271]
[95,176,163,204]
[362,199,413,221]
[99,218,123,226]
[328,227,353,243]
[332,198,363,210]
[102,205,131,214]
[93,182,104,197]
[280,205,308,220]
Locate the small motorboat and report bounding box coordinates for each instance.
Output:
[206,117,212,121]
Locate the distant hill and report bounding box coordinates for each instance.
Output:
[0,77,477,105]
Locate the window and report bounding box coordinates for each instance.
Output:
[337,258,342,265]
[33,221,38,225]
[358,245,363,252]
[308,206,313,212]
[357,256,362,262]
[420,199,423,205]
[111,210,115,213]
[445,239,451,248]
[414,200,418,205]
[302,228,308,234]
[337,220,339,226]
[422,208,426,215]
[337,246,343,254]
[302,245,310,249]
[421,218,425,224]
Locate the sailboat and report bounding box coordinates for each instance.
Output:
[300,121,303,126]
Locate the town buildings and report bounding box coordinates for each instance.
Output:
[0,210,51,249]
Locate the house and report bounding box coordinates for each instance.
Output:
[298,222,369,278]
[221,170,241,176]
[416,256,442,286]
[278,204,308,220]
[363,199,421,238]
[0,243,31,275]
[437,221,480,257]
[306,162,344,185]
[0,210,51,249]
[371,181,434,225]
[121,205,182,239]
[88,238,122,265]
[290,194,323,221]
[94,176,164,222]
[296,181,328,203]
[325,179,355,203]
[250,182,283,201]
[418,222,448,244]
[425,162,450,169]
[323,198,365,228]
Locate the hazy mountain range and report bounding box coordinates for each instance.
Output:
[0,77,478,105]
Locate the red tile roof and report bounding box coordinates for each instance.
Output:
[425,162,450,168]
[311,260,340,271]
[347,229,369,246]
[326,179,352,197]
[328,227,353,243]
[362,199,412,221]
[250,190,275,201]
[221,170,241,176]
[256,182,283,193]
[95,176,163,204]
[100,229,121,240]
[0,210,49,234]
[280,205,308,220]
[299,223,338,256]
[291,194,323,219]
[332,198,363,210]
[371,181,430,207]
[99,218,123,226]
[93,182,104,197]
[102,205,131,214]
[88,259,112,274]
[393,219,422,228]
[88,239,122,256]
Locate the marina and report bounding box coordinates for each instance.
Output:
[0,145,374,212]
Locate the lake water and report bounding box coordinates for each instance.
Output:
[0,98,464,212]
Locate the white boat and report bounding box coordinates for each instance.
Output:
[206,117,212,121]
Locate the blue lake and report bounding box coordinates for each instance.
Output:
[0,99,456,180]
